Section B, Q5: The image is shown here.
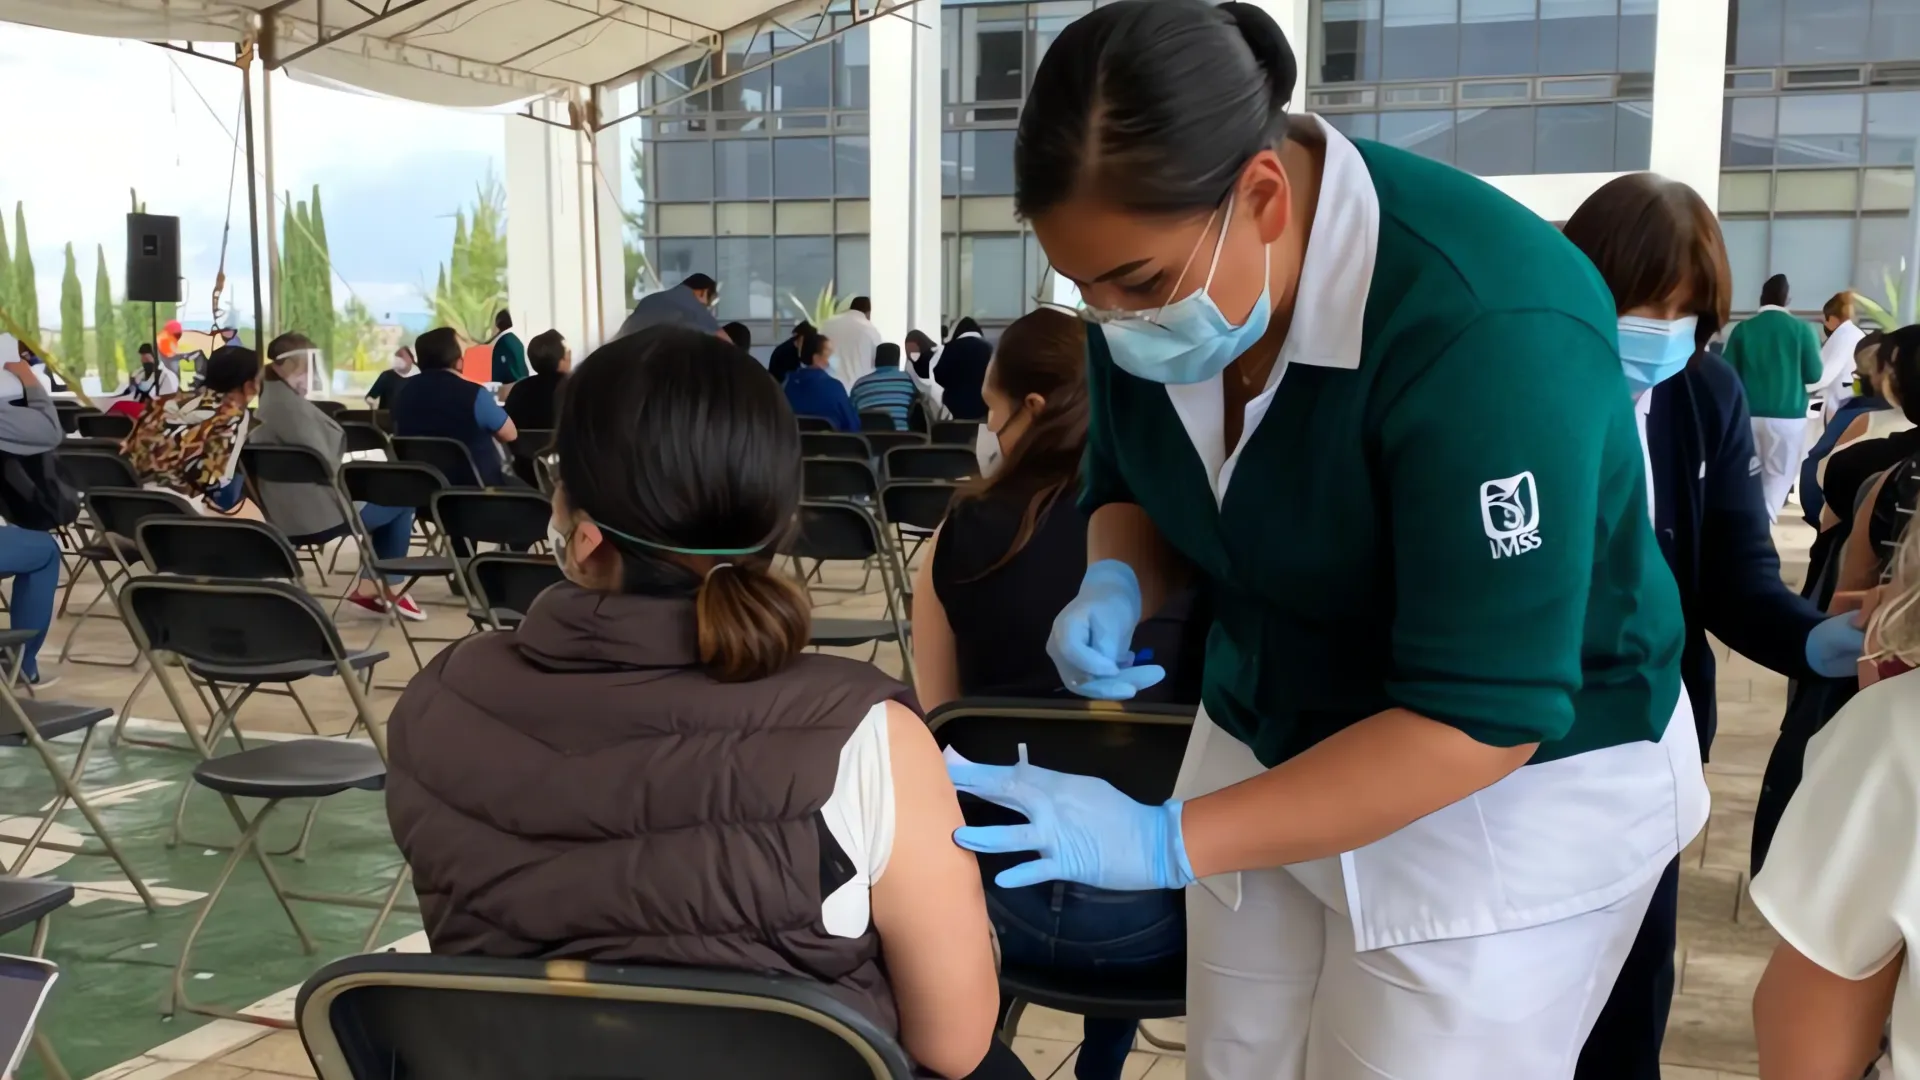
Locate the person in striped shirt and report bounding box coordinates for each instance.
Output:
[851,343,919,430]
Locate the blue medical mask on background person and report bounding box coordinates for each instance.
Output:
[1616,314,1698,394]
[1088,195,1273,385]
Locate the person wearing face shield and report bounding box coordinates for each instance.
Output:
[939,2,1710,1075]
[1558,176,1862,1080]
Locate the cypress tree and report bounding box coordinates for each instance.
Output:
[94,245,118,387]
[308,185,335,364]
[13,204,38,343]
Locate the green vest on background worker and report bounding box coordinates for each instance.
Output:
[490,308,529,386]
[1722,274,1823,520]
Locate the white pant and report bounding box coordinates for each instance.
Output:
[1751,416,1807,522]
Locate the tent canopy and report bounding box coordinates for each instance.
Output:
[0,0,831,110]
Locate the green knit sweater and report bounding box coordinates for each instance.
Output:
[1722,308,1824,419]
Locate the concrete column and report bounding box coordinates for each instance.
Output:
[504,111,596,349]
[869,0,942,341]
[1648,0,1729,212]
[591,122,628,344]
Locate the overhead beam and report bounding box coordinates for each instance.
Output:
[266,0,445,67]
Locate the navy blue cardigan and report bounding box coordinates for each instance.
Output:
[1647,352,1826,756]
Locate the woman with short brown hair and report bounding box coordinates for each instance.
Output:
[1561,172,1863,1080]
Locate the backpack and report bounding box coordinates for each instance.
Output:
[0,448,80,531]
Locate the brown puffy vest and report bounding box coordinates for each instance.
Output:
[385,582,912,1033]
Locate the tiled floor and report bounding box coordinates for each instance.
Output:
[37,511,1817,1079]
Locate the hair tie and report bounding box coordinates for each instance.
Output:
[706,562,736,580]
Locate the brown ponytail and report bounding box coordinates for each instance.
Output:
[695,560,812,681]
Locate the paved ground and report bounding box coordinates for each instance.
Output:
[9,511,1812,1080]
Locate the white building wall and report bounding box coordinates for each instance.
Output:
[504,113,596,350]
[868,0,944,342]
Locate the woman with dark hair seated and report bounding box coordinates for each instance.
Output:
[385,327,1015,1080]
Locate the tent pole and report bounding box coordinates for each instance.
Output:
[241,56,268,348]
[262,67,279,337]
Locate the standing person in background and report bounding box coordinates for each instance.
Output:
[782,330,859,432]
[936,318,992,420]
[617,272,723,339]
[1814,292,1866,421]
[393,327,519,487]
[1800,331,1892,527]
[1723,274,1823,520]
[490,309,528,386]
[722,321,753,353]
[905,330,940,379]
[852,344,919,430]
[769,321,811,382]
[365,346,416,411]
[822,297,886,391]
[1561,173,1864,1080]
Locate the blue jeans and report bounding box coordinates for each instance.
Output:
[0,528,60,680]
[291,505,414,583]
[987,882,1185,1080]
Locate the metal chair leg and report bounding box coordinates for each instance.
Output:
[1136,1023,1186,1053]
[168,797,311,1025]
[17,722,158,910]
[360,864,413,952]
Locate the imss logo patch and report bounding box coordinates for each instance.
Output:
[1480,471,1542,559]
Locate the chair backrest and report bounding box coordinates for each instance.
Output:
[341,460,449,512]
[53,402,90,435]
[118,576,354,672]
[75,412,134,440]
[85,486,195,541]
[511,429,554,460]
[883,445,978,482]
[432,490,553,550]
[339,408,376,426]
[931,420,981,446]
[800,432,869,461]
[802,458,879,502]
[339,421,392,457]
[863,431,926,459]
[857,410,896,432]
[880,480,957,531]
[928,698,1196,815]
[296,953,913,1080]
[313,399,349,418]
[137,517,302,580]
[62,436,127,454]
[392,436,484,488]
[468,553,565,622]
[795,415,836,433]
[58,448,139,491]
[786,501,883,563]
[241,444,337,488]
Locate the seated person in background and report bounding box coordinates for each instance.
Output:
[253,334,424,622]
[385,327,1005,1080]
[910,307,1189,1080]
[935,318,992,421]
[391,326,518,486]
[0,336,72,688]
[852,343,918,430]
[904,329,939,380]
[122,344,260,517]
[1801,331,1893,527]
[1750,517,1920,1078]
[769,320,811,383]
[122,343,180,404]
[782,330,860,432]
[504,330,569,433]
[1830,327,1920,593]
[364,346,416,411]
[721,321,753,352]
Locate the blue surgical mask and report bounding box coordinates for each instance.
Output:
[1089,194,1272,385]
[1616,315,1698,394]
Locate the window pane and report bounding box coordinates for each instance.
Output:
[1776,93,1864,166]
[654,142,714,201]
[777,237,835,324]
[1031,2,1092,76]
[1769,217,1856,304]
[1867,92,1920,166]
[1731,0,1784,65]
[1855,215,1913,309]
[774,137,832,198]
[1721,219,1770,311]
[715,140,771,199]
[1873,0,1920,60]
[1782,0,1869,62]
[1459,0,1535,75]
[1379,109,1456,163]
[772,46,832,110]
[1538,0,1617,74]
[963,235,1027,320]
[655,238,715,291]
[1318,0,1383,82]
[836,236,871,302]
[963,130,1017,195]
[942,131,960,197]
[836,26,870,109]
[1614,98,1652,169]
[1325,112,1380,140]
[1618,0,1655,70]
[1382,0,1459,81]
[1535,103,1614,172]
[942,8,959,105]
[835,137,870,197]
[717,238,775,321]
[1455,106,1534,174]
[713,66,771,113]
[1722,96,1777,167]
[964,6,1026,102]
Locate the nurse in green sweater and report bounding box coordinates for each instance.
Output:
[941,2,1707,1076]
[1722,273,1823,521]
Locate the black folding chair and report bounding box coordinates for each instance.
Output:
[339,408,393,432]
[297,953,915,1080]
[75,412,133,440]
[880,479,958,573]
[429,490,553,627]
[60,436,127,454]
[51,402,89,436]
[786,501,911,679]
[339,461,461,670]
[0,876,75,1080]
[340,421,392,458]
[801,432,870,461]
[52,447,138,573]
[804,458,880,503]
[241,444,359,587]
[863,431,927,460]
[858,410,898,432]
[393,435,486,489]
[467,553,565,630]
[796,415,837,433]
[884,445,978,482]
[509,428,552,487]
[56,486,195,666]
[931,419,982,446]
[313,399,349,418]
[117,577,411,1024]
[928,698,1195,1051]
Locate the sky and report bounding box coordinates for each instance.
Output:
[0,23,506,331]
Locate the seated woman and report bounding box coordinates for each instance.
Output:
[1750,516,1920,1077]
[910,306,1190,1080]
[782,329,861,432]
[253,334,425,621]
[1829,326,1920,594]
[385,327,1008,1080]
[0,336,71,689]
[122,344,260,517]
[503,329,569,433]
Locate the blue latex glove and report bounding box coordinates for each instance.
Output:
[1046,559,1166,699]
[946,745,1196,891]
[1806,611,1867,678]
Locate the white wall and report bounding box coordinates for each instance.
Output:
[868,0,943,341]
[504,113,596,350]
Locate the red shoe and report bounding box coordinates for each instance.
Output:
[344,593,387,618]
[392,594,427,622]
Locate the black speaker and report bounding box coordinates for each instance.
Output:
[126,213,181,303]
